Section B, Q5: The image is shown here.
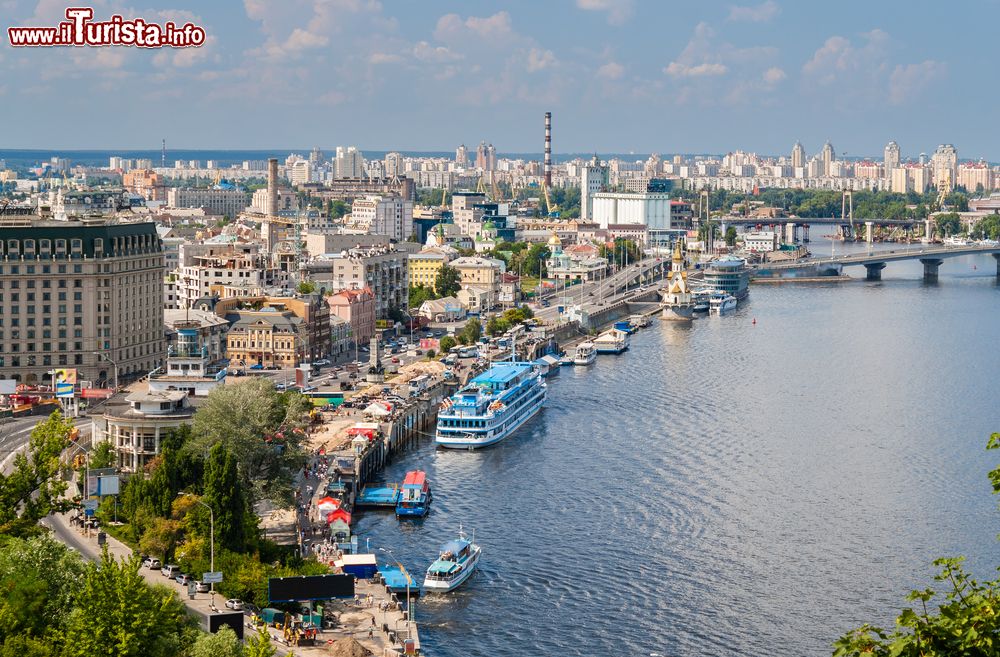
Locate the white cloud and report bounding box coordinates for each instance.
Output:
[596,61,625,80]
[412,41,463,63]
[575,0,634,25]
[728,1,780,23]
[434,11,512,41]
[802,29,889,83]
[369,52,403,65]
[889,60,946,104]
[284,28,329,52]
[665,62,728,77]
[762,66,786,84]
[526,48,557,73]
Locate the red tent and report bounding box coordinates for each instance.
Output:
[326,508,352,525]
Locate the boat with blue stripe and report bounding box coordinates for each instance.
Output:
[395,470,432,518]
[435,361,546,449]
[422,530,481,592]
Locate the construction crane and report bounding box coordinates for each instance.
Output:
[490,171,502,203]
[542,180,558,217]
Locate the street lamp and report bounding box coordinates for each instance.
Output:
[93,352,119,392]
[378,547,412,639]
[183,494,215,609]
[66,440,90,536]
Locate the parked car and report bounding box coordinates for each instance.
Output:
[275,383,288,391]
[161,564,180,578]
[225,599,244,611]
[266,364,280,370]
[314,359,331,366]
[175,573,192,585]
[144,557,161,570]
[249,364,264,370]
[195,581,210,593]
[391,357,400,364]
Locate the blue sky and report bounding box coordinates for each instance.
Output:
[2,0,997,159]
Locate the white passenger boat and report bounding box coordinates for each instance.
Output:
[435,362,546,449]
[422,530,481,592]
[573,341,597,365]
[709,292,737,314]
[594,328,630,354]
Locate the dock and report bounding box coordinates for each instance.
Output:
[356,484,401,508]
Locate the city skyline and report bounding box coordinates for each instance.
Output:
[3,0,999,157]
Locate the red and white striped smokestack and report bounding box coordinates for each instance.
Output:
[544,111,552,187]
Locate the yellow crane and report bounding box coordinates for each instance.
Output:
[542,180,557,217]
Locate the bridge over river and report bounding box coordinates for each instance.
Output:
[753,244,1000,281]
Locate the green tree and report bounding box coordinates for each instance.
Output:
[0,634,58,657]
[0,411,72,537]
[87,440,116,470]
[408,284,435,309]
[458,318,481,345]
[725,226,738,247]
[138,517,183,562]
[203,443,247,552]
[63,550,195,657]
[522,243,550,277]
[486,315,506,337]
[190,626,243,657]
[0,535,85,643]
[439,336,457,353]
[435,265,462,297]
[833,433,1000,656]
[935,212,962,237]
[242,629,278,657]
[191,379,311,505]
[296,280,317,295]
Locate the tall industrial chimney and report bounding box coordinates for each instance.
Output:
[544,111,552,187]
[267,158,279,217]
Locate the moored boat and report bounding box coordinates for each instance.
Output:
[395,470,431,518]
[573,341,597,365]
[594,328,630,354]
[709,292,737,314]
[435,362,546,449]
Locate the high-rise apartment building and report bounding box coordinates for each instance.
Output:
[347,195,414,241]
[931,144,958,192]
[821,141,836,177]
[0,219,164,388]
[455,144,468,168]
[791,142,805,169]
[335,146,365,179]
[884,141,900,172]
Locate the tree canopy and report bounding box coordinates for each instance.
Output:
[434,265,462,297]
[191,378,311,505]
[0,411,73,536]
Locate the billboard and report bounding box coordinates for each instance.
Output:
[54,369,77,398]
[0,379,15,395]
[207,612,244,640]
[267,574,354,602]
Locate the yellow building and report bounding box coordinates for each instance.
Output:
[408,246,457,291]
[225,309,306,368]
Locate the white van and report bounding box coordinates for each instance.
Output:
[162,564,180,579]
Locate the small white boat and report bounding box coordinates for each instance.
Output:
[573,341,597,365]
[709,292,737,314]
[594,328,630,354]
[422,530,481,592]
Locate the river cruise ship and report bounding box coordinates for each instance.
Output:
[435,362,546,449]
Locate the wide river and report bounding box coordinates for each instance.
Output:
[354,240,1000,657]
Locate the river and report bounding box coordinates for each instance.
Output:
[353,240,1000,657]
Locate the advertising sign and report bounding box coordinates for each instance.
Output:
[54,368,77,398]
[202,571,224,584]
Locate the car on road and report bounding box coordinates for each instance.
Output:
[249,364,264,370]
[275,382,288,391]
[225,599,244,611]
[265,364,280,370]
[314,359,331,366]
[144,557,161,570]
[434,330,445,337]
[162,564,180,578]
[175,573,192,585]
[195,581,210,593]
